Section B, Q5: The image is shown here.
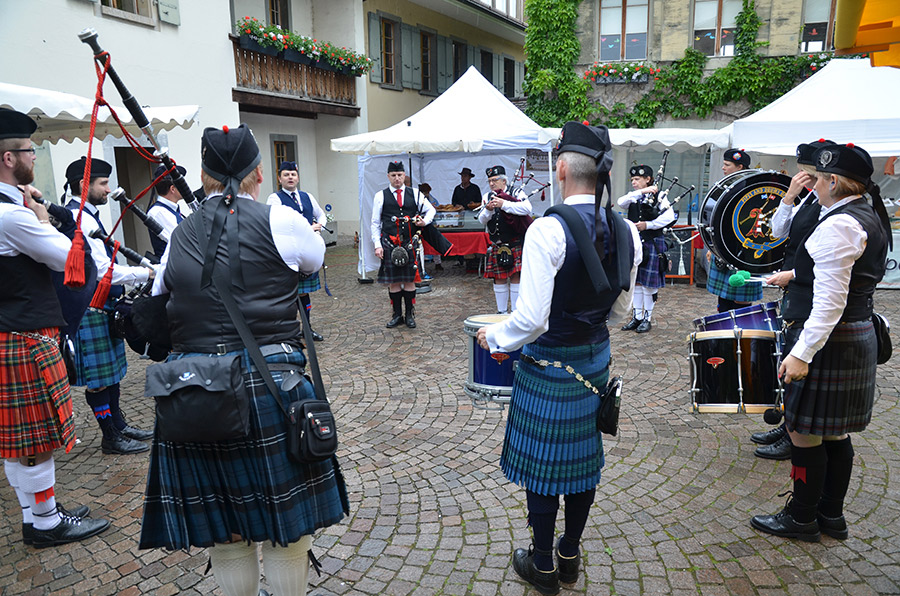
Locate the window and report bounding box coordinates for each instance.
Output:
[421,31,435,92]
[268,0,289,29]
[481,50,494,82]
[693,0,742,56]
[503,58,516,98]
[453,41,467,80]
[382,19,398,85]
[600,0,649,61]
[101,0,152,18]
[801,0,836,52]
[271,137,296,191]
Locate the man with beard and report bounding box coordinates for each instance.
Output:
[0,109,110,547]
[65,157,156,455]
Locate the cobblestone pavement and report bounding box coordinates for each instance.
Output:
[2,243,899,596]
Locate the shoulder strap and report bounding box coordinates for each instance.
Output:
[545,204,611,294]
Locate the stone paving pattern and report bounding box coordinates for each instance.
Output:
[1,243,899,595]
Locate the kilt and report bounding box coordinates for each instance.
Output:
[377,235,416,284]
[484,243,523,280]
[706,261,762,302]
[0,329,76,458]
[636,236,668,289]
[500,340,609,496]
[139,347,349,550]
[783,321,877,436]
[297,271,321,294]
[71,308,127,389]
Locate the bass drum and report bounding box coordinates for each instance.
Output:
[700,169,806,274]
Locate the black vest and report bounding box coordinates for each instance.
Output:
[0,193,67,332]
[277,190,315,225]
[626,195,663,239]
[487,186,527,245]
[781,193,821,270]
[782,197,887,323]
[536,203,633,347]
[163,196,301,352]
[147,200,183,258]
[380,187,419,243]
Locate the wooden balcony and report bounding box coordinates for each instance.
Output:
[231,35,360,119]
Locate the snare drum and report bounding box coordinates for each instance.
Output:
[689,329,784,413]
[692,301,780,332]
[464,314,521,407]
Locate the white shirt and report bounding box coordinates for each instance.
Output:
[789,195,869,363]
[370,186,436,249]
[0,182,71,269]
[770,190,818,240]
[484,194,642,353]
[146,198,181,243]
[152,193,324,295]
[616,189,677,230]
[266,189,328,226]
[477,186,532,226]
[66,198,152,286]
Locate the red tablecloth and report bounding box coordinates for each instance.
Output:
[423,230,490,256]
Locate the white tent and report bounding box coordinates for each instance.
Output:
[731,59,900,157]
[331,67,557,276]
[0,82,199,145]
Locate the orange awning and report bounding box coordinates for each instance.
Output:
[834,0,900,67]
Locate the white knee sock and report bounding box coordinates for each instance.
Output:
[493,284,510,314]
[644,291,657,321]
[262,535,312,596]
[18,458,58,530]
[208,542,260,596]
[509,283,520,312]
[632,286,645,319]
[4,460,32,524]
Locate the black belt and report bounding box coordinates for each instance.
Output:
[171,341,301,356]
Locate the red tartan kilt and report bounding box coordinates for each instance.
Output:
[484,244,523,279]
[0,329,76,458]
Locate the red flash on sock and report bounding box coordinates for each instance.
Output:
[34,487,55,504]
[790,465,807,484]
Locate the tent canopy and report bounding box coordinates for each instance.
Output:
[0,82,199,145]
[543,126,732,152]
[331,66,556,155]
[731,59,900,156]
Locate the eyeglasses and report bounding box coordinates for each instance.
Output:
[8,148,36,155]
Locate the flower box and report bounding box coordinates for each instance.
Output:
[284,48,313,65]
[239,34,281,57]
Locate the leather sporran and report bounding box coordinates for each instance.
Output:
[872,312,892,365]
[390,245,410,268]
[495,245,515,270]
[597,376,622,437]
[287,399,338,463]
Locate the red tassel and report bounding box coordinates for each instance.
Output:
[89,242,119,308]
[414,266,422,283]
[541,189,546,201]
[64,228,86,288]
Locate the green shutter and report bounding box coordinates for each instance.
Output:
[401,23,413,89]
[368,12,383,84]
[411,29,423,91]
[515,61,524,97]
[437,35,451,92]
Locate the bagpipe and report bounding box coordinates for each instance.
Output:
[646,149,697,212]
[508,157,551,202]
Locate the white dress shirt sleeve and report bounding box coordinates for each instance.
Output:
[265,192,281,207]
[770,200,797,240]
[477,192,493,226]
[609,220,643,324]
[501,194,533,216]
[371,190,385,248]
[72,207,152,285]
[616,189,643,209]
[147,203,178,243]
[269,204,325,275]
[644,203,676,231]
[0,205,72,270]
[307,193,328,226]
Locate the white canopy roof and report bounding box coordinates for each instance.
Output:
[731,59,900,157]
[0,82,199,145]
[543,126,732,151]
[331,66,556,154]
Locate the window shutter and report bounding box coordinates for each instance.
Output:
[493,53,503,89]
[515,61,524,97]
[411,29,423,91]
[466,44,476,72]
[437,35,451,93]
[401,23,414,89]
[368,12,383,84]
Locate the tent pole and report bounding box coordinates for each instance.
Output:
[547,147,554,206]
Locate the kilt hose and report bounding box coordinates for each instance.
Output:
[140,347,349,550]
[500,340,610,496]
[71,307,127,389]
[783,321,878,436]
[636,236,668,289]
[484,243,523,280]
[0,329,76,458]
[706,260,762,303]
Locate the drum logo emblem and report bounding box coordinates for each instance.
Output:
[732,186,787,258]
[706,357,725,369]
[491,353,510,364]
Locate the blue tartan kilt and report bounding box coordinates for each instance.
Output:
[706,261,762,302]
[297,271,321,294]
[783,321,877,436]
[139,347,349,550]
[71,308,127,389]
[500,340,609,496]
[636,236,668,289]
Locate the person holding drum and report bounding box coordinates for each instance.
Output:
[751,142,888,542]
[476,121,641,594]
[617,164,676,333]
[706,149,763,313]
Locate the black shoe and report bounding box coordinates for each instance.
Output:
[817,512,849,540]
[101,432,150,455]
[636,318,652,333]
[405,313,416,328]
[754,433,791,460]
[750,507,820,542]
[621,316,641,331]
[386,315,404,328]
[512,546,559,595]
[23,504,90,545]
[311,330,324,342]
[120,425,153,442]
[30,509,110,549]
[751,424,786,445]
[555,538,579,584]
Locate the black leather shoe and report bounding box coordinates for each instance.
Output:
[405,313,416,329]
[755,433,792,460]
[23,504,90,545]
[30,511,110,549]
[555,538,579,584]
[311,330,324,342]
[621,316,641,331]
[120,425,153,442]
[101,432,150,455]
[751,424,786,445]
[386,315,403,328]
[512,546,559,595]
[636,318,652,333]
[817,513,849,540]
[750,508,820,542]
